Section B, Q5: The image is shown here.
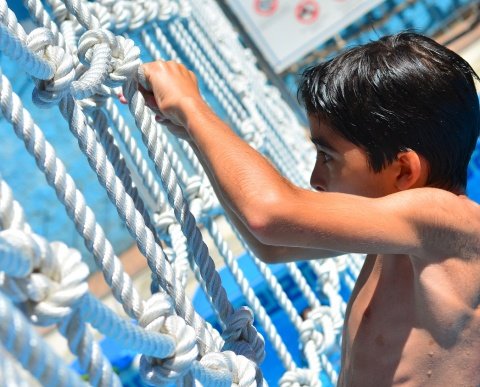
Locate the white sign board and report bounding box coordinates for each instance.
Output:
[225,0,386,73]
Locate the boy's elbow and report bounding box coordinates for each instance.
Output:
[247,217,280,246]
[243,197,285,247]
[247,240,283,264]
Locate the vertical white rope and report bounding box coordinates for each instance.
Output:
[0,0,55,79]
[22,0,222,356]
[122,78,265,362]
[206,219,295,371]
[0,177,122,387]
[104,98,165,211]
[140,6,344,382]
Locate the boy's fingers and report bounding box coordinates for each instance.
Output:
[138,83,151,95]
[117,93,128,104]
[143,93,158,110]
[137,83,158,108]
[155,114,166,122]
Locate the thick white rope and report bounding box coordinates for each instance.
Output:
[0,291,88,387]
[142,20,341,383]
[0,345,38,387]
[0,177,237,385]
[0,0,363,384]
[22,0,264,378]
[137,28,332,375]
[138,17,296,371]
[43,0,231,359]
[0,0,56,79]
[0,68,143,319]
[182,2,350,381]
[142,5,342,381]
[104,97,165,211]
[23,0,221,357]
[206,219,295,371]
[0,178,122,386]
[123,76,265,362]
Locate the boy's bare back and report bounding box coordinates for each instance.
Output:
[340,194,480,386]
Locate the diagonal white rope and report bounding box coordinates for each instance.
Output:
[137,19,297,370]
[0,0,364,385]
[0,177,223,385]
[0,68,143,319]
[135,29,321,375]
[178,2,349,381]
[0,177,119,387]
[23,0,230,364]
[143,3,346,380]
[19,0,221,357]
[123,76,265,362]
[104,97,165,211]
[0,291,88,387]
[0,0,55,79]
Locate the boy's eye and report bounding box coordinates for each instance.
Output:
[316,149,332,163]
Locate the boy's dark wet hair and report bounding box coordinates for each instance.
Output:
[298,32,480,191]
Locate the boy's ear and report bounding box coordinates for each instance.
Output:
[394,150,428,190]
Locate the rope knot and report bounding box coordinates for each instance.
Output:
[127,2,148,31]
[139,293,198,385]
[28,241,89,326]
[185,176,217,221]
[279,368,320,387]
[229,74,250,97]
[240,119,264,151]
[317,259,340,291]
[88,1,112,30]
[73,29,140,99]
[222,307,265,364]
[0,230,89,326]
[26,28,75,107]
[110,1,134,33]
[196,351,260,386]
[156,0,179,21]
[300,306,338,354]
[154,210,177,239]
[0,230,45,302]
[177,0,192,18]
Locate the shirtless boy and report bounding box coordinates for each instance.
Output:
[139,32,480,386]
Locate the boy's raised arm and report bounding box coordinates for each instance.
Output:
[141,61,478,261]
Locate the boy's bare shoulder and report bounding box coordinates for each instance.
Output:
[383,188,480,260]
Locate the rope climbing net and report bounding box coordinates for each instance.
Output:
[0,0,365,385]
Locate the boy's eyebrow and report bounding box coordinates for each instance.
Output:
[310,136,336,152]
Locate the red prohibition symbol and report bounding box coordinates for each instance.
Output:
[295,0,320,24]
[253,0,279,16]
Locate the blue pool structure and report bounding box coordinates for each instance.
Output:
[1,0,480,385]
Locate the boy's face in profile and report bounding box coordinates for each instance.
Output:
[308,116,397,198]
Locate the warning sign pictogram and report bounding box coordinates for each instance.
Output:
[226,0,385,72]
[295,0,320,24]
[254,0,279,16]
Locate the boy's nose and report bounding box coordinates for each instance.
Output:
[310,175,326,191]
[312,184,326,192]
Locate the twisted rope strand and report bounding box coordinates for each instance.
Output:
[0,68,143,319]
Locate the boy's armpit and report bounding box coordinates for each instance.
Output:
[405,189,480,261]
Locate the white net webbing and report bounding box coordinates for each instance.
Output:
[0,0,365,385]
